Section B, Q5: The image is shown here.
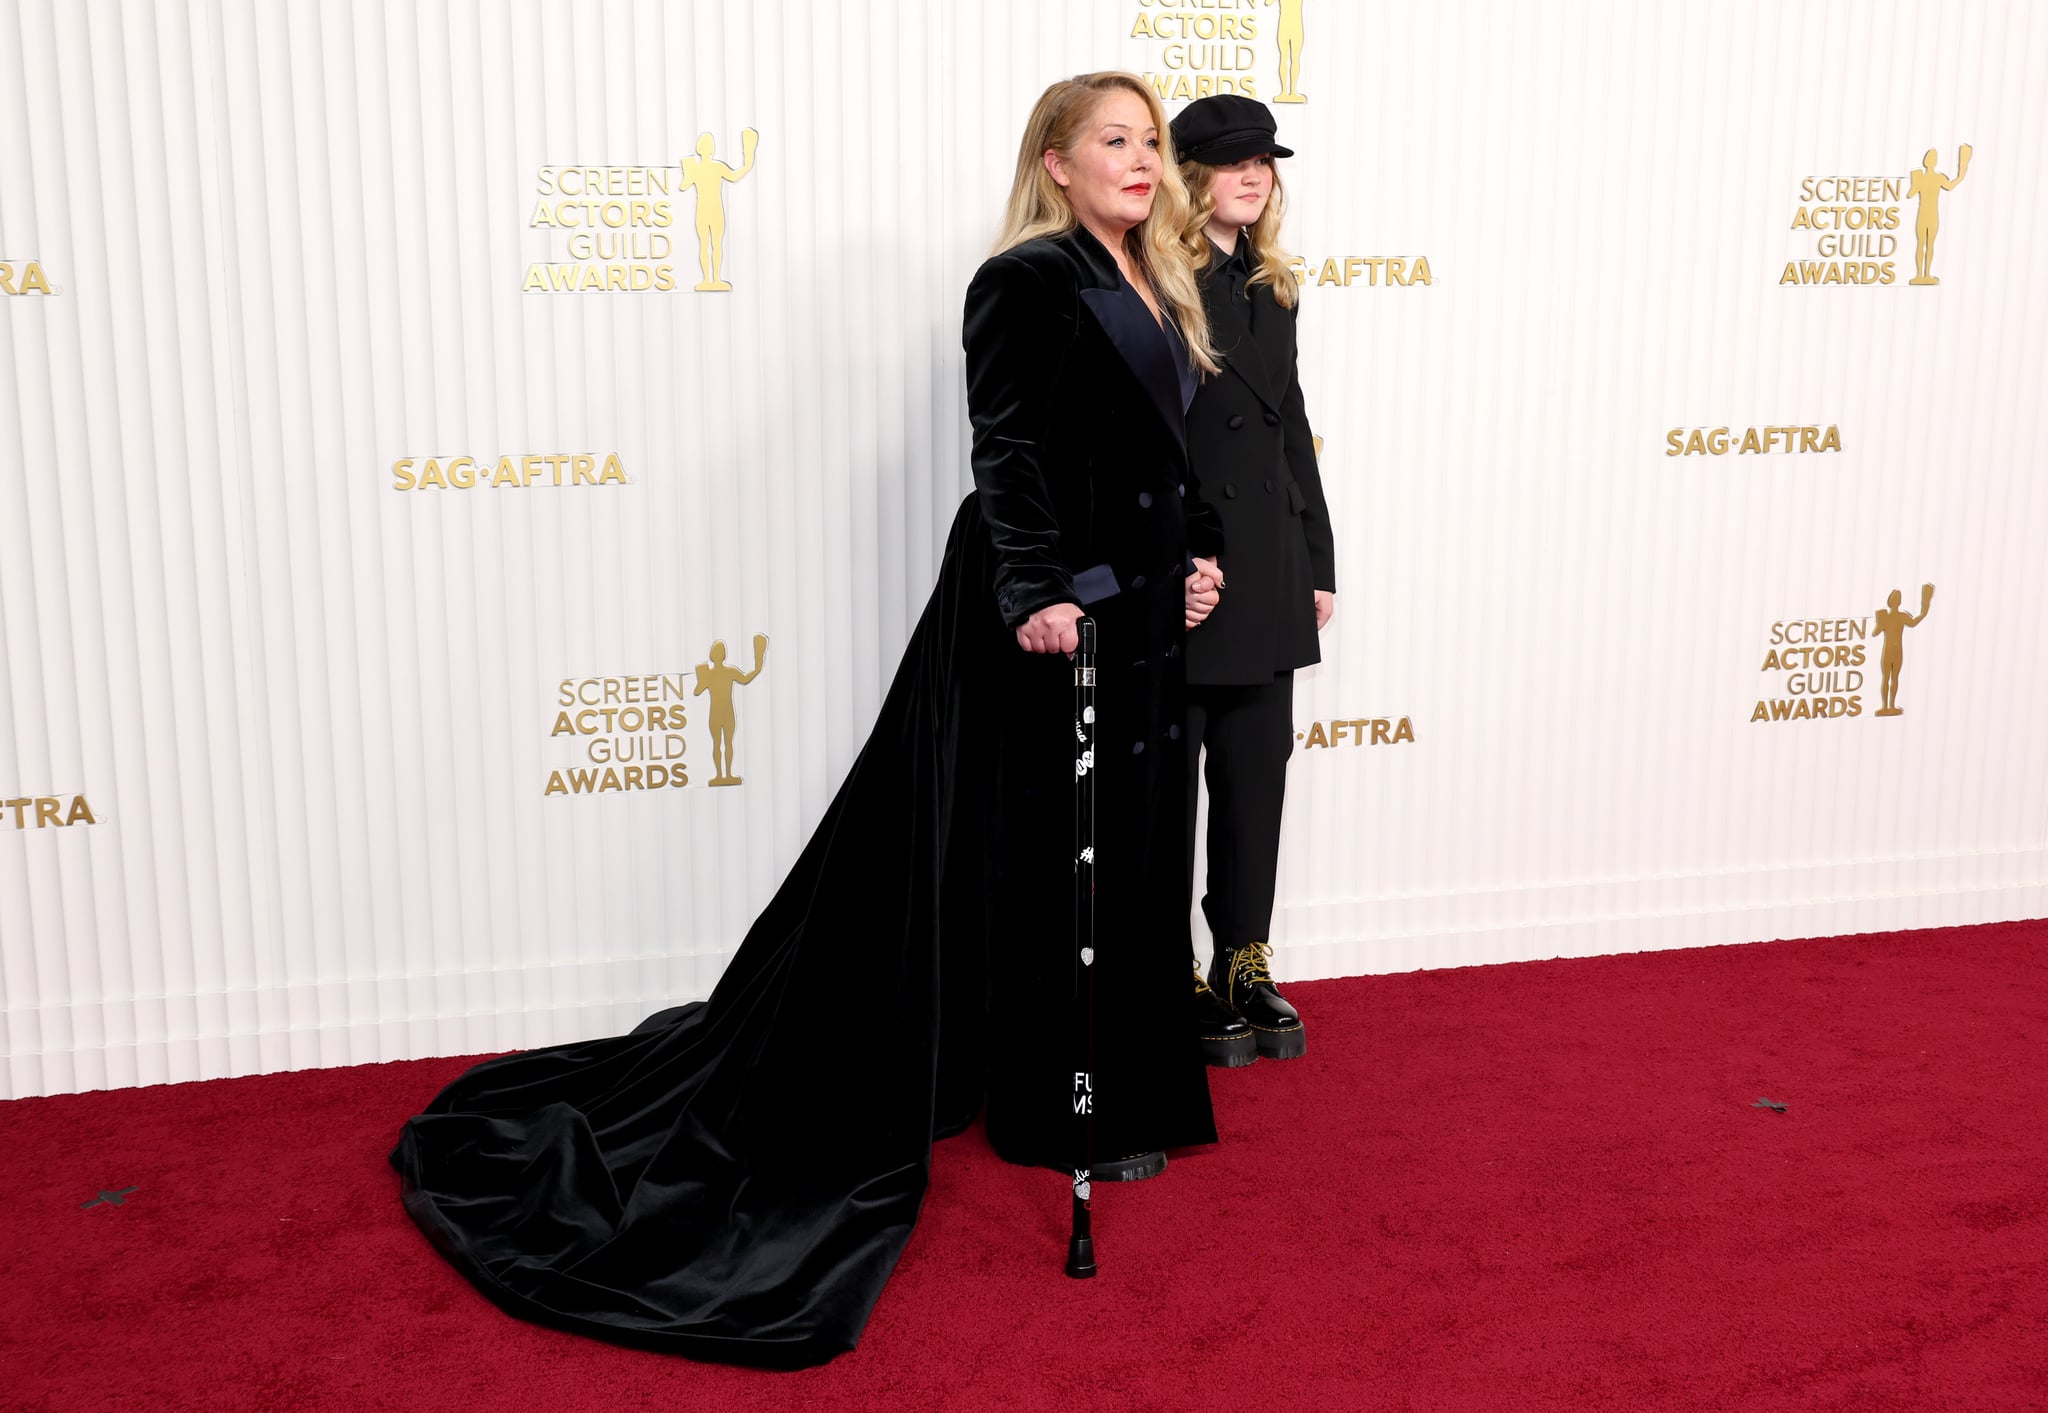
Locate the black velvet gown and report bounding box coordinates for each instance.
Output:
[390,224,1216,1368]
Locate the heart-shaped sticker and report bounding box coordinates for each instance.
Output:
[1080,947,1095,966]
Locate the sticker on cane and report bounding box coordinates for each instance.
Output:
[1080,947,1095,966]
[1073,1171,1091,1201]
[1075,749,1094,779]
[1083,706,1095,724]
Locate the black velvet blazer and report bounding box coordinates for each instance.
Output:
[962,225,1215,634]
[1182,237,1337,685]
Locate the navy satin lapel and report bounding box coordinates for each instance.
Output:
[1079,286,1188,452]
[1169,326,1197,414]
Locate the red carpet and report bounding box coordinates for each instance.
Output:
[4,923,2044,1412]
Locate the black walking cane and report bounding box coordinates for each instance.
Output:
[1066,617,1099,1279]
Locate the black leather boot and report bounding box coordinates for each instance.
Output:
[1194,961,1257,1068]
[1209,941,1305,1059]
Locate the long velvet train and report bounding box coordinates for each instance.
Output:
[389,494,1214,1367]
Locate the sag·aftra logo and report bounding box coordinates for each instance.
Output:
[390,452,629,491]
[1297,717,1414,748]
[1129,0,1309,104]
[1781,145,1972,287]
[524,129,760,295]
[1285,253,1433,291]
[4,794,97,829]
[0,260,55,295]
[1665,425,1841,458]
[545,635,769,797]
[1752,585,1934,723]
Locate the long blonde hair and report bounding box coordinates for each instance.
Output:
[1179,159,1299,310]
[993,73,1218,373]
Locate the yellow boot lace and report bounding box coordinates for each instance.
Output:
[1227,942,1277,1004]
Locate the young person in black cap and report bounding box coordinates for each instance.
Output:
[1170,94,1336,1066]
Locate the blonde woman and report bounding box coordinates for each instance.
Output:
[392,73,1222,1368]
[1171,95,1336,1066]
[966,71,1224,1184]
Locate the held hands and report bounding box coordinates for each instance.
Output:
[1017,601,1085,655]
[1185,556,1223,630]
[1315,590,1336,631]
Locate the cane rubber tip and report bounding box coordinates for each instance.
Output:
[1065,1235,1097,1278]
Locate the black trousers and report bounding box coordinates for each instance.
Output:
[1186,672,1294,953]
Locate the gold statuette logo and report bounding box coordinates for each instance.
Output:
[1751,585,1934,723]
[695,634,769,785]
[1781,145,1972,288]
[1128,0,1309,104]
[681,129,760,292]
[523,131,759,295]
[1871,584,1934,715]
[1907,146,1971,285]
[543,636,770,797]
[1270,0,1307,103]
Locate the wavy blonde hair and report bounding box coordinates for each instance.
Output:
[1179,159,1299,310]
[993,73,1218,373]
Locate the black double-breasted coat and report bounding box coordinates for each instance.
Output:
[1183,239,1336,686]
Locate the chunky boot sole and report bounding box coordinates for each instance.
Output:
[1094,1151,1168,1182]
[1199,1031,1258,1068]
[1252,1023,1306,1060]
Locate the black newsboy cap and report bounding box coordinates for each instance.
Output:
[1169,94,1295,166]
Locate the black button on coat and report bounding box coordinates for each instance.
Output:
[1183,237,1337,685]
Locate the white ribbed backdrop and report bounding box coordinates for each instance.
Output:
[4,0,2045,1097]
